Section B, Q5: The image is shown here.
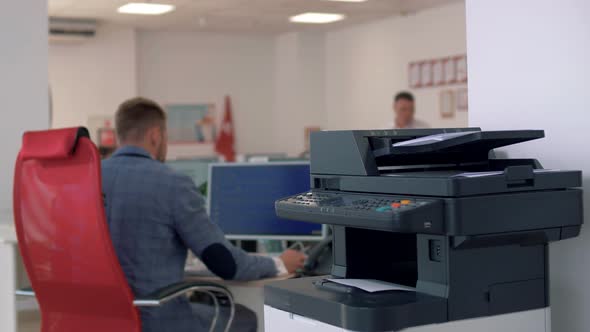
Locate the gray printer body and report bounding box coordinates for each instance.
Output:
[265,128,583,331]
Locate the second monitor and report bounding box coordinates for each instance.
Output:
[208,162,324,240]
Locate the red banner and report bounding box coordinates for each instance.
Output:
[215,95,236,162]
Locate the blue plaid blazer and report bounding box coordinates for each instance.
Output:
[101,146,277,332]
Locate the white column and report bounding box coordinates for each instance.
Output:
[0,2,49,208]
[0,241,17,332]
[466,1,590,331]
[0,2,49,332]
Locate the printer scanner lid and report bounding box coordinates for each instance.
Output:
[373,130,544,163]
[310,129,582,196]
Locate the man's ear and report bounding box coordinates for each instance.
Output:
[147,127,160,146]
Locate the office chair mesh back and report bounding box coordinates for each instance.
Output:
[13,127,141,332]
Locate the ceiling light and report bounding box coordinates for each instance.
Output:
[323,0,368,2]
[290,13,346,24]
[117,3,175,15]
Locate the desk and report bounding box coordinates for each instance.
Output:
[1,216,291,332]
[185,274,293,332]
[0,216,17,332]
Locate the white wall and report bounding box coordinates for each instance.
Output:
[466,1,590,331]
[49,1,467,156]
[49,24,137,139]
[325,1,467,130]
[397,2,468,128]
[137,31,277,155]
[325,17,400,130]
[0,2,49,211]
[273,32,325,156]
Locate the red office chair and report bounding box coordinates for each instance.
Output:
[13,127,234,332]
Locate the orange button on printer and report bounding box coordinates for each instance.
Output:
[401,199,411,205]
[391,202,402,208]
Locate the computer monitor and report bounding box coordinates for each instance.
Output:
[207,162,324,240]
[167,157,219,191]
[247,157,310,163]
[243,153,288,162]
[268,157,309,162]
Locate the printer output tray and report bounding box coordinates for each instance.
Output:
[265,276,447,332]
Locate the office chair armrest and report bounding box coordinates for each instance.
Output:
[15,282,233,307]
[15,287,35,297]
[134,281,235,332]
[133,281,233,307]
[14,282,233,304]
[16,283,235,332]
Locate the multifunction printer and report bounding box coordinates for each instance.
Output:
[264,128,583,332]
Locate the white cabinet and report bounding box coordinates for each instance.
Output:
[265,306,551,332]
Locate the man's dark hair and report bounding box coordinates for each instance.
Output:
[394,91,415,103]
[115,97,166,143]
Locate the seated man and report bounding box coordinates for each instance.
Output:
[101,97,306,332]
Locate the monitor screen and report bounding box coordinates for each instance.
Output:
[208,162,323,240]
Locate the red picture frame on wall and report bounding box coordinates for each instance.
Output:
[442,57,456,85]
[408,62,421,88]
[454,55,468,83]
[440,89,456,118]
[456,87,468,111]
[408,54,467,89]
[420,61,433,87]
[432,59,444,86]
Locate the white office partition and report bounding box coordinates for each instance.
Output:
[466,1,590,331]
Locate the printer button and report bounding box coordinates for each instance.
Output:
[391,202,402,209]
[401,199,412,205]
[376,206,392,212]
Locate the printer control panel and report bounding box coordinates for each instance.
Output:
[276,191,444,233]
[286,191,432,213]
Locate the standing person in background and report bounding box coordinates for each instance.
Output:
[392,91,430,129]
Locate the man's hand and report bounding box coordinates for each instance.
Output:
[279,249,307,274]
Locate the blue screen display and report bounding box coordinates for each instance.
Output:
[208,163,321,237]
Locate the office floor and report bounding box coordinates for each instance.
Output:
[18,310,41,332]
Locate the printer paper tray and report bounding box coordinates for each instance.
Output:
[265,276,448,332]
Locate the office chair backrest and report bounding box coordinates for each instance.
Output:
[13,127,141,332]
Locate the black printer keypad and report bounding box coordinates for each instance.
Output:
[276,190,444,233]
[281,191,432,215]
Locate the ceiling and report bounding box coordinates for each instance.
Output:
[48,0,462,34]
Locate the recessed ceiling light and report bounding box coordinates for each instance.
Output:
[117,3,175,15]
[290,13,346,24]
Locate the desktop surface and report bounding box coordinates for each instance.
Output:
[208,162,323,240]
